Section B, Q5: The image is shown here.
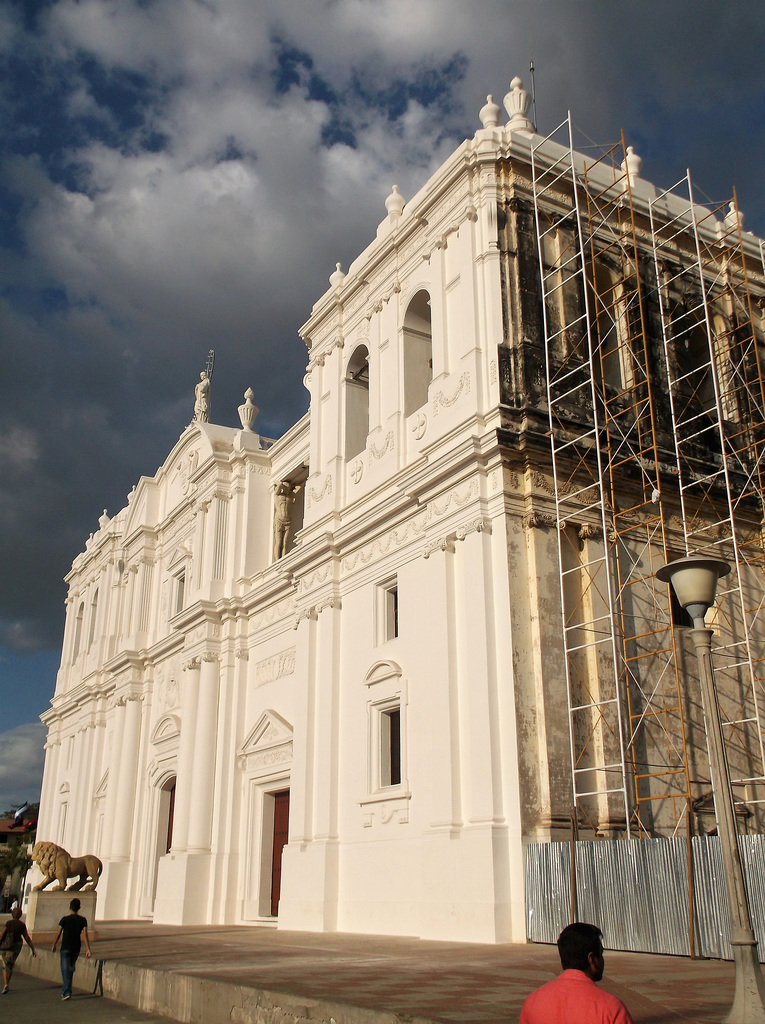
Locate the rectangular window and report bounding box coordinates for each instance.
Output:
[175,571,186,615]
[376,577,399,643]
[381,706,402,787]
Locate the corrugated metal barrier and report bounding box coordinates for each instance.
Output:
[526,836,765,960]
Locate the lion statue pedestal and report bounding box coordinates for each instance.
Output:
[25,843,102,941]
[25,889,98,943]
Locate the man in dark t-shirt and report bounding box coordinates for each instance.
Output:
[1,907,37,993]
[51,897,92,1000]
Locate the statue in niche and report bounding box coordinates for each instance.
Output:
[273,480,301,560]
[194,371,210,423]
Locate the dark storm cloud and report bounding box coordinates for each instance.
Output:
[0,724,45,809]
[0,0,763,754]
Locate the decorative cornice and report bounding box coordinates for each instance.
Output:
[578,523,603,541]
[292,606,318,630]
[422,515,491,558]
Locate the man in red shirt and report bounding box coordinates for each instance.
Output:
[520,922,634,1024]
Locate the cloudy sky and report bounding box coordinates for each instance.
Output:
[1,0,763,811]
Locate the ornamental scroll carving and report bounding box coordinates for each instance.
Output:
[522,511,558,531]
[368,431,394,461]
[305,474,333,509]
[360,794,411,828]
[432,372,470,415]
[342,479,480,572]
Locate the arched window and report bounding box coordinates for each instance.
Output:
[345,345,370,460]
[87,588,99,648]
[72,602,84,661]
[591,262,626,392]
[403,290,432,416]
[677,318,716,415]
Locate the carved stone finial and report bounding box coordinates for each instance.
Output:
[329,262,346,289]
[503,76,534,132]
[385,184,405,219]
[238,388,258,431]
[479,94,502,128]
[98,509,110,529]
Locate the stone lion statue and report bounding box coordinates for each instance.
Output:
[31,841,102,892]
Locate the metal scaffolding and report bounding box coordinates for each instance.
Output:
[531,117,692,837]
[531,112,765,835]
[527,116,765,837]
[650,176,765,807]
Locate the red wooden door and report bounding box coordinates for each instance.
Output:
[165,782,176,854]
[270,790,290,916]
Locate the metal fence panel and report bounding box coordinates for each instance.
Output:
[526,836,765,961]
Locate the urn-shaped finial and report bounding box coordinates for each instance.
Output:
[621,145,643,185]
[479,94,502,129]
[724,201,744,236]
[385,184,406,219]
[329,262,346,289]
[503,76,534,132]
[238,387,258,431]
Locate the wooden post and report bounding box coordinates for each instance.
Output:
[686,797,696,959]
[570,807,579,924]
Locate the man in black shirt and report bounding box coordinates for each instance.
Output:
[51,897,91,1000]
[1,906,37,993]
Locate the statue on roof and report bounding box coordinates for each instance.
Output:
[194,370,210,423]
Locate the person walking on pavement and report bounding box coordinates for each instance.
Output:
[520,922,634,1024]
[0,906,37,993]
[51,897,91,1000]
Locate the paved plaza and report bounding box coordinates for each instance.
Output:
[15,921,742,1024]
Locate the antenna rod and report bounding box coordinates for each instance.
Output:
[529,58,537,130]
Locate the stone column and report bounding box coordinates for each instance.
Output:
[110,694,143,859]
[277,603,339,932]
[193,500,210,590]
[187,651,220,852]
[38,736,62,840]
[421,540,462,833]
[101,699,126,859]
[454,527,498,827]
[309,603,340,845]
[171,657,200,852]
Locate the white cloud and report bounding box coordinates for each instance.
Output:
[0,723,45,811]
[0,426,40,469]
[0,0,763,725]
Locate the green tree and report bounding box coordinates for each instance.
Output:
[0,842,32,890]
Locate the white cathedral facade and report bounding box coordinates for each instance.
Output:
[36,78,765,944]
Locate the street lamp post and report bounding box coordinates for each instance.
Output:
[658,556,765,1024]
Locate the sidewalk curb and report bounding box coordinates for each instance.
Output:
[18,948,433,1024]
